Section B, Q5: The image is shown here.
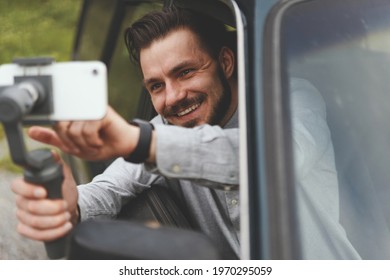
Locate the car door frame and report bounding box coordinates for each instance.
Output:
[239,0,303,259]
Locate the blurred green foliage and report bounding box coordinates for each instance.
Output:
[0,157,22,173]
[0,0,81,171]
[0,0,81,63]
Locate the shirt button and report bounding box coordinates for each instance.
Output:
[231,199,238,206]
[172,164,181,173]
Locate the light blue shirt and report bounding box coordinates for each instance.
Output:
[77,78,360,259]
[78,110,240,258]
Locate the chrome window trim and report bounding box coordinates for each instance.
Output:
[219,0,250,260]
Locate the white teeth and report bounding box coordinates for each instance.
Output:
[177,103,201,117]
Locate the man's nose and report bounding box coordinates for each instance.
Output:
[165,81,186,107]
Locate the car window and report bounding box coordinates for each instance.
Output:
[282,0,390,259]
[107,3,161,120]
[73,0,115,60]
[74,0,161,120]
[69,1,162,182]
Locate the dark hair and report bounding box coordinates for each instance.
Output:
[124,7,235,66]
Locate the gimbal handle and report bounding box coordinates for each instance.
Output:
[24,149,66,259]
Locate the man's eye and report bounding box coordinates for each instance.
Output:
[180,69,193,77]
[150,83,162,92]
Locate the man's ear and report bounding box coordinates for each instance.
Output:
[218,46,235,79]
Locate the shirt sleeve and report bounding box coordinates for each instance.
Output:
[77,158,163,221]
[145,124,239,187]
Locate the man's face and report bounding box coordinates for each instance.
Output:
[140,28,232,127]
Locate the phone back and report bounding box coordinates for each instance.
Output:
[0,61,107,122]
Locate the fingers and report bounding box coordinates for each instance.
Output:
[11,177,77,242]
[79,121,104,147]
[28,126,68,151]
[15,195,67,215]
[11,178,47,199]
[67,122,93,149]
[54,121,103,155]
[13,192,72,241]
[16,209,71,230]
[29,107,126,160]
[17,219,72,242]
[53,122,81,154]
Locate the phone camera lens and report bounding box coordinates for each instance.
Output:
[92,69,99,75]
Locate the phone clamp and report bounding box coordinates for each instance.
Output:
[13,57,55,66]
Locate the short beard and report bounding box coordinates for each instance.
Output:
[181,71,232,128]
[208,67,232,126]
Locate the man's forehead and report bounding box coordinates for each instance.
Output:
[142,28,204,54]
[139,28,209,71]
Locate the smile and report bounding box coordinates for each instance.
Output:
[176,103,201,117]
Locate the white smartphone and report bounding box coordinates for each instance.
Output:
[0,60,107,123]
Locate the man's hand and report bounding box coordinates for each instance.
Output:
[11,152,79,241]
[28,106,144,161]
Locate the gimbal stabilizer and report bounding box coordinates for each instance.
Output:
[0,58,66,259]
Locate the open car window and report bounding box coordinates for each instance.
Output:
[74,0,162,121]
[69,1,162,181]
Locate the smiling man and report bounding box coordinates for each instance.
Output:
[11,7,241,259]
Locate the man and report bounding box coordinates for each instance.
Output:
[11,7,359,259]
[12,7,241,259]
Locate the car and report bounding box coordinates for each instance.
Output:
[25,0,390,259]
